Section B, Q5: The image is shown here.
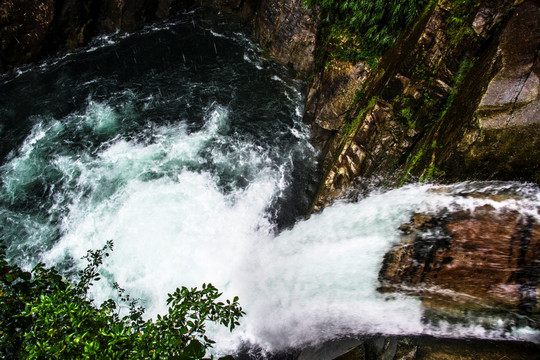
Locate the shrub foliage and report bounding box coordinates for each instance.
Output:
[304,0,429,63]
[0,241,244,359]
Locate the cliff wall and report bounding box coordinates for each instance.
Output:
[306,0,540,211]
[0,0,189,73]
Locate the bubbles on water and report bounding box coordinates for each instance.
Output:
[84,101,119,136]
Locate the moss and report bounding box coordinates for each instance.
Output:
[399,143,426,185]
[308,95,380,213]
[420,163,445,181]
[340,96,379,140]
[400,107,416,129]
[352,88,366,104]
[446,0,482,45]
[438,56,476,118]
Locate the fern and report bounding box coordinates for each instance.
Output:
[305,0,429,64]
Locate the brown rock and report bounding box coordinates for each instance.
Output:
[302,335,540,360]
[0,0,55,70]
[380,199,540,319]
[254,0,319,76]
[305,60,370,131]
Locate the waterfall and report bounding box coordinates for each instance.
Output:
[1,14,538,357]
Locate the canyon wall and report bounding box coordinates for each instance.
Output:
[0,0,187,72]
[306,0,540,211]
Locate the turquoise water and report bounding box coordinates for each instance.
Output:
[1,14,539,356]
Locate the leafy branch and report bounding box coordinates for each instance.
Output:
[0,241,244,359]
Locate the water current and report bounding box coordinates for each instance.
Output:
[1,13,539,357]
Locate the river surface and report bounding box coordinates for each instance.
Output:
[1,13,539,357]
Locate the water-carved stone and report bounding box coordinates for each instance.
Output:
[379,191,540,323]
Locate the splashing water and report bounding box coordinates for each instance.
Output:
[1,14,539,357]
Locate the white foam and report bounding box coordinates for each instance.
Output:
[4,100,540,352]
[42,174,540,354]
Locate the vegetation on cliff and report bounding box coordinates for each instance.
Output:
[0,241,244,359]
[303,0,429,64]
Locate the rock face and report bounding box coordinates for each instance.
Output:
[195,0,258,21]
[379,190,540,324]
[307,0,540,211]
[0,0,185,72]
[254,0,318,76]
[458,1,540,182]
[297,335,540,360]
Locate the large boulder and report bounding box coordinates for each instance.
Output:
[379,186,540,325]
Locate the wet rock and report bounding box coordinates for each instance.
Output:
[296,335,540,360]
[296,336,401,360]
[476,2,539,115]
[195,0,257,21]
[458,0,540,183]
[379,194,540,322]
[305,61,369,132]
[254,0,319,76]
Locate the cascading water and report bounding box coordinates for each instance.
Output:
[1,13,539,357]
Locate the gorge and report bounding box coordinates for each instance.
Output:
[1,0,539,359]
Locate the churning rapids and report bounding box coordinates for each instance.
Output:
[1,13,539,356]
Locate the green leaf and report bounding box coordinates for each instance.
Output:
[218,356,235,360]
[185,339,206,358]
